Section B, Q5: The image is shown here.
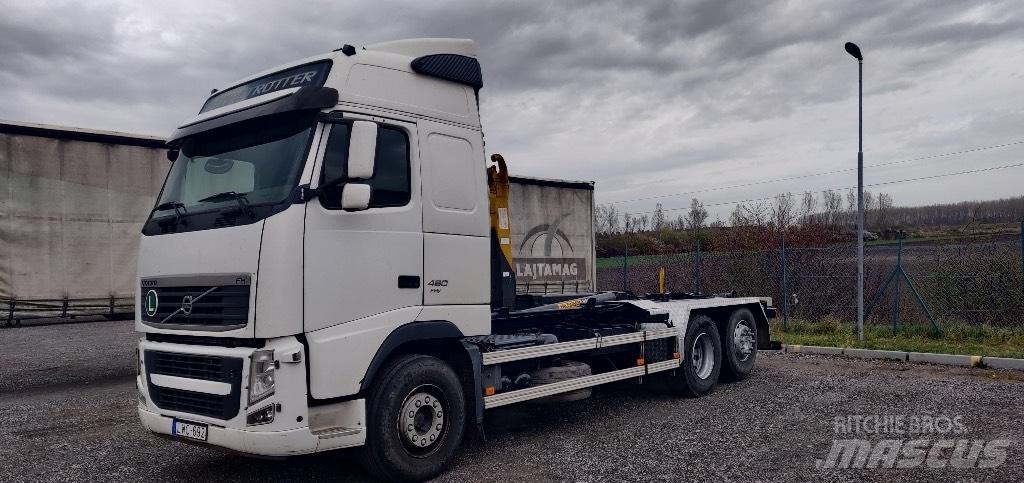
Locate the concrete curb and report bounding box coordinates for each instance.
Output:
[908,352,982,367]
[983,357,1024,371]
[780,344,1024,371]
[843,348,908,361]
[782,345,843,356]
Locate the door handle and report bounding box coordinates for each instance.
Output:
[398,276,420,289]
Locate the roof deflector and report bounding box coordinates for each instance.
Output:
[410,54,483,90]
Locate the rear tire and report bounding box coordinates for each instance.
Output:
[661,315,721,397]
[360,354,466,482]
[720,308,758,381]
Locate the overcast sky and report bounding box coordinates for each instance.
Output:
[2,0,1022,221]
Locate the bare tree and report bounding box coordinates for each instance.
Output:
[685,198,709,235]
[846,188,857,227]
[877,192,894,229]
[863,190,874,226]
[674,214,686,230]
[823,190,843,229]
[594,204,607,234]
[729,203,747,226]
[593,204,621,234]
[743,201,770,227]
[607,204,621,233]
[651,203,666,231]
[623,213,634,233]
[800,191,818,226]
[771,192,797,231]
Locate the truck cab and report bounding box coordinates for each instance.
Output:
[136,38,774,482]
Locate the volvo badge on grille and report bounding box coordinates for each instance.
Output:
[181,295,194,315]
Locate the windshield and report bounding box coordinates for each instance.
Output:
[151,110,317,221]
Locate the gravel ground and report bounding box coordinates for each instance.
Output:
[1,321,1022,482]
[0,318,137,392]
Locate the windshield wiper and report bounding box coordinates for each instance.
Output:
[152,201,188,226]
[197,191,255,218]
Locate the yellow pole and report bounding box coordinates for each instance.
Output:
[658,267,665,294]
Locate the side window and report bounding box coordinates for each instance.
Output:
[319,123,411,209]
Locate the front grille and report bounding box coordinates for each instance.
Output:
[140,281,250,330]
[151,351,225,381]
[152,387,231,418]
[145,351,242,420]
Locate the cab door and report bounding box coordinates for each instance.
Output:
[302,115,422,333]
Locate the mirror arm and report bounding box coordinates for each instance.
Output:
[296,175,351,203]
[296,183,318,203]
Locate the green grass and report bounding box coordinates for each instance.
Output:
[595,254,692,269]
[771,319,1024,359]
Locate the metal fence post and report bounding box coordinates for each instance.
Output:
[780,234,789,329]
[622,235,630,292]
[891,236,902,333]
[1020,219,1023,288]
[692,238,702,294]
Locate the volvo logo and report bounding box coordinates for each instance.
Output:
[144,290,159,317]
[181,295,194,315]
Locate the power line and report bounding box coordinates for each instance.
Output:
[621,160,1024,216]
[602,139,1024,206]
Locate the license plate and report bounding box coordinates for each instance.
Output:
[172,419,208,442]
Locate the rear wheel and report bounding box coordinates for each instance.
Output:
[721,308,758,381]
[660,315,721,397]
[360,354,466,482]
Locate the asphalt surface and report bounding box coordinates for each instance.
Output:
[2,320,1022,482]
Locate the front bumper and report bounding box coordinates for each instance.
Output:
[138,405,330,456]
[136,336,365,456]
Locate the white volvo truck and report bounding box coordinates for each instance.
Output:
[135,38,777,481]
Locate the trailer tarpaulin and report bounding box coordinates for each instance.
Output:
[508,176,596,295]
[0,122,168,322]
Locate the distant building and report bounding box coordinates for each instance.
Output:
[0,120,168,324]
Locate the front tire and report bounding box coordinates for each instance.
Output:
[361,354,466,482]
[721,308,758,381]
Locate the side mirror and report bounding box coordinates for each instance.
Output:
[341,183,371,211]
[347,121,377,179]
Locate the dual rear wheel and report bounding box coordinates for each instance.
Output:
[662,307,759,396]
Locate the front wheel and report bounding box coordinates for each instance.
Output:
[360,354,466,482]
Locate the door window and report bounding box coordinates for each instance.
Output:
[318,122,411,209]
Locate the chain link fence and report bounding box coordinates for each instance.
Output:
[597,230,1024,328]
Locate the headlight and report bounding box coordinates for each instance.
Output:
[248,349,276,404]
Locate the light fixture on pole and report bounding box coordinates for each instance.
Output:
[844,41,865,342]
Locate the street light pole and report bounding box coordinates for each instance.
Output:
[845,41,865,342]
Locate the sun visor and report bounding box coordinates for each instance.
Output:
[166,86,338,147]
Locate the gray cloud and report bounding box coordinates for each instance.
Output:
[1,0,1022,219]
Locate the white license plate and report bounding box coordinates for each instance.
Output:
[173,419,208,442]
